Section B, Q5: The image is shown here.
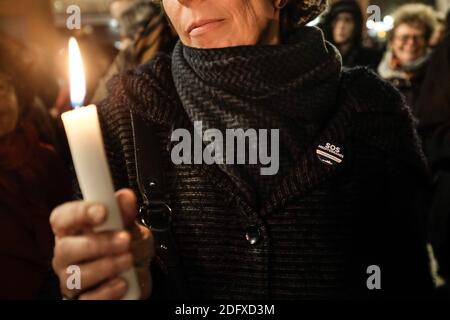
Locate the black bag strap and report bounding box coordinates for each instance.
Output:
[130,110,189,299]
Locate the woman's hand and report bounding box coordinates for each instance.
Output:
[50,189,154,300]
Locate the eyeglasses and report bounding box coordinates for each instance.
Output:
[394,34,426,43]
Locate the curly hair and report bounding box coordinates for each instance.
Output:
[151,0,328,34]
[390,3,438,42]
[281,0,327,31]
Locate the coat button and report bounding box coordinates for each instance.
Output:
[245,226,261,245]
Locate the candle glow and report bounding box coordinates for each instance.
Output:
[68,37,86,108]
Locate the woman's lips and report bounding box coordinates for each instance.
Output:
[188,19,225,37]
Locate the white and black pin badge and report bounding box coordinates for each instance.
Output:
[316,143,344,166]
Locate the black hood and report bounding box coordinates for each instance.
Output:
[321,0,363,47]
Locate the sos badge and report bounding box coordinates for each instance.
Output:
[316,143,344,166]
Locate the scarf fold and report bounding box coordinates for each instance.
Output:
[378,50,431,81]
[171,26,342,204]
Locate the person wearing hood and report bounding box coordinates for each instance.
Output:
[322,0,382,69]
[378,3,437,114]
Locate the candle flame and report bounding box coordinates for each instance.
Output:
[69,37,86,108]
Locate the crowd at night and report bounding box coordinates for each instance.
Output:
[1,0,450,306]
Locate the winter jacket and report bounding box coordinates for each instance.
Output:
[97,52,434,299]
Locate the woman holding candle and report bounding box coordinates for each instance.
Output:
[51,0,435,300]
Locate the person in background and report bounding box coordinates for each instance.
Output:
[0,33,61,152]
[91,0,177,104]
[378,3,437,114]
[322,0,382,69]
[415,32,450,294]
[0,37,73,299]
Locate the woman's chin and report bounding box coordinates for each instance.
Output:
[188,38,256,49]
[186,35,231,49]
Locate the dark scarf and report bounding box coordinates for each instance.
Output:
[378,50,431,82]
[171,26,342,205]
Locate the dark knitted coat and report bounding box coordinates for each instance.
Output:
[98,52,433,299]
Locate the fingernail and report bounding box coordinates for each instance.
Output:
[113,232,130,249]
[87,205,106,223]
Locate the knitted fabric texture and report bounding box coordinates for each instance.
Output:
[171,26,342,204]
[98,37,433,299]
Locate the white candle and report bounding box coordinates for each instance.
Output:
[61,38,141,300]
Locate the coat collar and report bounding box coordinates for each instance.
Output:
[127,56,401,220]
[162,81,356,219]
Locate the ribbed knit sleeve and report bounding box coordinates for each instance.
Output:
[344,67,430,176]
[97,53,179,196]
[97,76,135,193]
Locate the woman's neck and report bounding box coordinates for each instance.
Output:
[258,18,281,46]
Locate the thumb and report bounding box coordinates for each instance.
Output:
[115,188,138,228]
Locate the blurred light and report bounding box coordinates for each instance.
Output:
[109,19,119,30]
[383,15,394,27]
[367,15,394,35]
[368,29,378,37]
[377,31,387,39]
[114,41,122,50]
[84,25,94,34]
[69,37,86,108]
[366,19,375,30]
[307,16,321,27]
[54,0,63,11]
